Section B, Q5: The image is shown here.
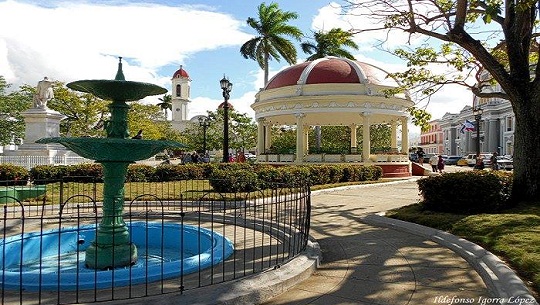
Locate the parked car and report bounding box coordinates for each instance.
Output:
[465,153,493,167]
[457,157,469,166]
[442,155,462,165]
[244,153,257,161]
[496,155,513,170]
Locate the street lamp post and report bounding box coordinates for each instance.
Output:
[220,75,233,163]
[473,106,483,157]
[198,116,210,154]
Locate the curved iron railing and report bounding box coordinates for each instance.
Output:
[0,178,311,305]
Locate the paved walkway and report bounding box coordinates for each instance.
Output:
[262,179,499,305]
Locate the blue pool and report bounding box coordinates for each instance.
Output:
[0,222,234,291]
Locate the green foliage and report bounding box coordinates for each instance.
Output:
[407,107,432,132]
[157,94,172,116]
[126,164,156,182]
[30,165,69,182]
[65,164,104,182]
[252,165,284,189]
[48,82,109,137]
[0,164,29,185]
[181,109,256,153]
[25,163,382,192]
[417,171,514,214]
[240,2,303,84]
[154,164,205,181]
[209,169,259,193]
[0,76,32,145]
[127,102,173,140]
[279,166,311,187]
[301,28,359,61]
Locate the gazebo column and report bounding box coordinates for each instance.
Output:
[257,118,265,155]
[401,117,409,153]
[264,123,272,152]
[362,113,371,162]
[303,126,309,155]
[391,121,398,151]
[295,113,305,163]
[350,124,357,153]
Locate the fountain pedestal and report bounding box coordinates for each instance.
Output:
[37,58,184,269]
[84,162,136,269]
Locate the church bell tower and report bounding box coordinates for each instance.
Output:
[171,66,191,127]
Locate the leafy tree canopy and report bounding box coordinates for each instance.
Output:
[0,76,31,146]
[342,0,540,201]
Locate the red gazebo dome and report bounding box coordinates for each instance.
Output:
[265,57,398,90]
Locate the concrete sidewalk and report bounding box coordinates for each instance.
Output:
[262,179,538,305]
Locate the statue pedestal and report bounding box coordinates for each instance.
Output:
[5,108,71,157]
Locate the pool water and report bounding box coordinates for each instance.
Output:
[0,222,234,291]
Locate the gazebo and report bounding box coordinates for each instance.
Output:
[250,57,413,178]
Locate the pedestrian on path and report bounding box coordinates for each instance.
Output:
[416,148,425,166]
[437,155,445,173]
[429,154,438,172]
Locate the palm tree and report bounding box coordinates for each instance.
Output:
[240,2,303,86]
[301,28,359,61]
[157,94,172,117]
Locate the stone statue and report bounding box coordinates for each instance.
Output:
[33,77,54,109]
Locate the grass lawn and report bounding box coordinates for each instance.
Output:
[18,179,393,205]
[385,202,540,298]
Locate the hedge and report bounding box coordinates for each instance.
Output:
[18,163,383,192]
[417,171,514,214]
[0,164,29,185]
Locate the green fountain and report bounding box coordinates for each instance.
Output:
[37,58,185,269]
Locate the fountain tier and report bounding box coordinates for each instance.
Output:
[37,58,186,269]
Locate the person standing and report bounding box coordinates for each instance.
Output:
[416,148,425,166]
[429,154,438,172]
[437,155,445,173]
[490,152,499,170]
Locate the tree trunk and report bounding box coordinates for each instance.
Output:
[511,97,540,202]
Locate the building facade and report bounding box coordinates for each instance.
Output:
[425,98,515,157]
[419,121,444,154]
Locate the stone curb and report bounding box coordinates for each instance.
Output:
[310,177,420,196]
[105,239,321,305]
[362,214,538,305]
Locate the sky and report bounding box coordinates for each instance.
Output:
[0,0,476,135]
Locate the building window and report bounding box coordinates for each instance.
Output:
[176,84,181,97]
[506,117,513,132]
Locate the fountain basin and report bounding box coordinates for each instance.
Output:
[67,79,167,102]
[0,222,234,291]
[36,137,185,162]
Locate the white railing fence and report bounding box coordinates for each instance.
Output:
[0,155,92,169]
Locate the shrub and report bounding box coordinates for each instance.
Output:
[254,165,284,189]
[154,164,205,181]
[417,171,514,214]
[279,166,310,187]
[127,164,156,182]
[209,169,259,193]
[64,163,103,182]
[307,165,333,185]
[0,164,29,185]
[30,165,69,183]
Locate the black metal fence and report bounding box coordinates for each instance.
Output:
[0,178,311,305]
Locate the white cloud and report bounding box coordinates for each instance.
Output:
[311,2,424,52]
[0,1,251,89]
